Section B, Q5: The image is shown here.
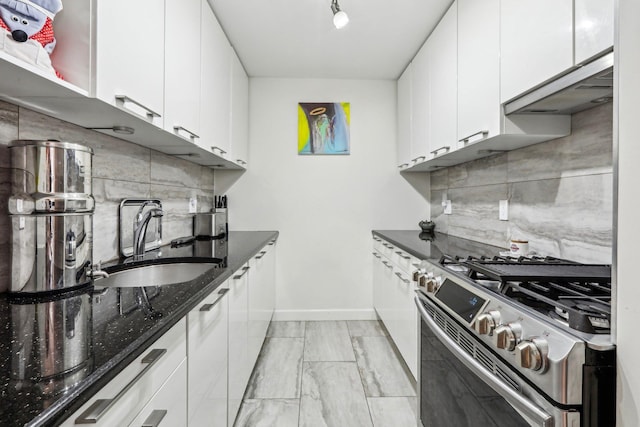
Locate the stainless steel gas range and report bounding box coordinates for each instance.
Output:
[414,254,615,427]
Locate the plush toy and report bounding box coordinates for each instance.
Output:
[0,0,63,78]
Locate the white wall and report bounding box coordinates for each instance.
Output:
[226,78,428,320]
[615,0,640,424]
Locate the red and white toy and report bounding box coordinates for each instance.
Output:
[0,0,63,78]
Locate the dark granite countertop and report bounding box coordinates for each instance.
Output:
[0,231,278,427]
[372,230,507,262]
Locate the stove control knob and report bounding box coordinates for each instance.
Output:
[425,275,442,293]
[515,338,548,371]
[474,311,501,336]
[493,323,522,351]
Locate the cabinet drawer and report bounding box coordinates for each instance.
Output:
[128,359,187,427]
[64,319,187,426]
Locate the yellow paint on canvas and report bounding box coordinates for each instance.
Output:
[298,104,310,153]
[341,102,350,126]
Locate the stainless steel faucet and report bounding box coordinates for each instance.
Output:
[132,202,164,260]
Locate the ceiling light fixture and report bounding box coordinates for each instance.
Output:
[331,0,349,29]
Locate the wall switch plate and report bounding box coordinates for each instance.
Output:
[499,200,509,221]
[444,200,452,215]
[188,197,197,214]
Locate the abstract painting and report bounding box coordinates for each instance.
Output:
[298,102,350,155]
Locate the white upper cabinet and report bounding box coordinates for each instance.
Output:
[457,0,500,145]
[94,0,165,127]
[500,0,574,103]
[396,64,412,169]
[575,0,614,64]
[164,0,201,143]
[427,2,457,158]
[230,51,249,167]
[410,42,430,165]
[200,0,232,157]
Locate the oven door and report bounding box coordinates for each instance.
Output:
[415,293,576,427]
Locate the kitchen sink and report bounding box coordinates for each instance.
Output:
[94,262,216,288]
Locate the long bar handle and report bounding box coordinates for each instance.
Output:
[414,295,553,427]
[411,156,426,163]
[211,146,228,155]
[372,252,381,258]
[233,266,250,280]
[115,95,161,120]
[397,163,409,168]
[173,125,200,141]
[200,288,229,312]
[236,159,247,165]
[459,130,489,145]
[395,251,411,260]
[255,251,267,260]
[75,349,167,424]
[395,272,410,284]
[141,410,167,427]
[430,146,450,157]
[381,261,393,269]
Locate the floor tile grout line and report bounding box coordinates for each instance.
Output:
[349,321,378,427]
[297,321,307,427]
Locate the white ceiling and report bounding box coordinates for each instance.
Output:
[208,0,454,80]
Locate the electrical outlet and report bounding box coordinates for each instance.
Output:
[444,200,452,215]
[499,200,509,221]
[188,197,197,214]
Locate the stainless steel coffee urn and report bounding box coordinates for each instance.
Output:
[8,140,96,294]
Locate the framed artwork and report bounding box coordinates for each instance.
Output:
[298,102,350,155]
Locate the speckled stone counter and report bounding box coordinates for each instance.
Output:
[0,231,278,427]
[372,230,506,262]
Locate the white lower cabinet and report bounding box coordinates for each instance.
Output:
[227,263,250,427]
[63,319,187,426]
[248,242,276,370]
[372,237,418,380]
[187,286,229,427]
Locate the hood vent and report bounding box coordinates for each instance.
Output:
[504,52,613,115]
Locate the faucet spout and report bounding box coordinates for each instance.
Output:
[133,205,163,260]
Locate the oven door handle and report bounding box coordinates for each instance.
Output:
[414,295,554,427]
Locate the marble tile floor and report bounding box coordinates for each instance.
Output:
[235,320,418,427]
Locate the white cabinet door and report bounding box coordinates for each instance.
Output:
[187,286,228,427]
[230,51,249,167]
[396,64,412,169]
[500,0,574,103]
[410,42,430,165]
[164,0,201,142]
[248,243,276,368]
[94,0,164,127]
[228,264,250,427]
[396,272,417,380]
[427,2,457,157]
[372,251,384,314]
[457,0,501,146]
[128,360,188,427]
[575,0,614,64]
[200,0,231,156]
[375,255,395,329]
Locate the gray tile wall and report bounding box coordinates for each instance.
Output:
[430,103,613,263]
[0,101,215,293]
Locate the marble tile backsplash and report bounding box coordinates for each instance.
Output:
[430,103,613,264]
[0,101,215,293]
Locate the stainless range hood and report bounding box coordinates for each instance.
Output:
[504,52,614,115]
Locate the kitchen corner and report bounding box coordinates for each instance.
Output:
[0,230,278,426]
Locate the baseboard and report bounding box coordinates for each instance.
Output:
[272,308,377,321]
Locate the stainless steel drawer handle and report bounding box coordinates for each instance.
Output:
[430,146,450,157]
[395,251,411,260]
[142,409,167,427]
[115,95,161,120]
[372,252,381,258]
[255,250,267,260]
[211,146,227,155]
[382,261,393,269]
[395,272,410,284]
[411,156,426,163]
[459,130,489,145]
[75,348,167,424]
[173,125,200,141]
[398,163,409,168]
[233,266,250,279]
[268,241,276,246]
[237,159,247,165]
[200,288,229,312]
